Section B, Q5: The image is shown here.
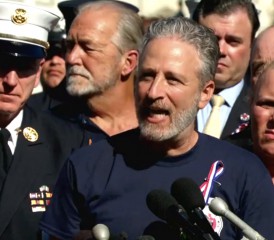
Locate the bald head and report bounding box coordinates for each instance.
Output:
[251,25,274,85]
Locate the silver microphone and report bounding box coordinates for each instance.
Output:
[92,224,110,240]
[209,197,266,240]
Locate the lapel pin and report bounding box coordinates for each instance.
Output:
[23,127,38,142]
[240,113,250,122]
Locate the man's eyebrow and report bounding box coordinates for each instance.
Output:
[225,34,243,43]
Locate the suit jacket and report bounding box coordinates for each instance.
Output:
[0,105,88,240]
[221,82,251,139]
[225,124,253,151]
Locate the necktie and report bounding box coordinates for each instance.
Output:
[0,128,12,173]
[203,95,225,138]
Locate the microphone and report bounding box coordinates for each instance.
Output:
[171,178,221,240]
[146,189,206,240]
[92,224,110,240]
[209,197,266,240]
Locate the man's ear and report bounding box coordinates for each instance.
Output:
[34,59,45,87]
[198,80,215,109]
[121,50,139,77]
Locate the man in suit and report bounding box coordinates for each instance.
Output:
[193,0,260,139]
[0,2,88,240]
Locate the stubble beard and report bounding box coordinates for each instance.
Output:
[66,65,116,97]
[138,94,200,142]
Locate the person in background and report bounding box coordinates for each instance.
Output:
[41,28,66,91]
[251,25,274,85]
[40,16,274,240]
[228,27,274,181]
[58,0,139,33]
[250,61,274,184]
[28,27,72,110]
[0,2,88,239]
[51,0,143,140]
[193,0,260,139]
[227,25,274,151]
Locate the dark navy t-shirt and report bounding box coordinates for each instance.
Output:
[40,130,274,240]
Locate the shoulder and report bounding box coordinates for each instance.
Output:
[50,100,88,123]
[23,105,85,143]
[69,128,140,166]
[198,133,264,169]
[198,133,271,191]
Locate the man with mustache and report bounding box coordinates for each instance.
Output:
[0,2,88,240]
[52,0,143,139]
[40,16,274,240]
[193,0,259,139]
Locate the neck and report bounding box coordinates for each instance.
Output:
[86,79,138,136]
[144,125,198,157]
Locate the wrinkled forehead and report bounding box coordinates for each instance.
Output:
[69,7,119,41]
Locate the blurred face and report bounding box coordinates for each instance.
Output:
[137,37,213,142]
[65,7,123,97]
[251,28,274,85]
[42,55,66,88]
[251,68,274,161]
[199,9,252,89]
[0,56,42,124]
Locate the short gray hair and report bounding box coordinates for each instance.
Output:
[79,1,143,53]
[139,17,220,88]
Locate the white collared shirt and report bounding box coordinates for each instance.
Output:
[1,110,23,154]
[197,79,244,133]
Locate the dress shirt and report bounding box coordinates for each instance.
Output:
[197,79,244,133]
[1,110,23,154]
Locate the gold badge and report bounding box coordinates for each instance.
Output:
[11,8,27,25]
[23,127,38,142]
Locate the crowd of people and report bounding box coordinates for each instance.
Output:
[0,0,274,240]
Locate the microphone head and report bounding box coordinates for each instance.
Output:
[208,197,229,216]
[171,178,205,212]
[92,224,110,240]
[146,189,178,221]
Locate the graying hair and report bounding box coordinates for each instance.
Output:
[139,17,220,88]
[79,1,143,53]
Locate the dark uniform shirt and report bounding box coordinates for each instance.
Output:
[40,130,274,240]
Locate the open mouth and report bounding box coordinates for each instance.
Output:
[141,106,170,123]
[148,108,169,116]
